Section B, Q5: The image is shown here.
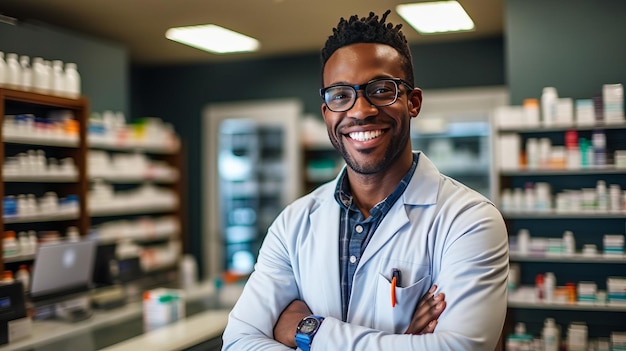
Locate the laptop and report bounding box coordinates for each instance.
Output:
[29,239,97,302]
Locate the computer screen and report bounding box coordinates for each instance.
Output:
[29,239,97,302]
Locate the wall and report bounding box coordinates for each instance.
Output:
[506,0,626,104]
[0,20,129,115]
[131,37,505,276]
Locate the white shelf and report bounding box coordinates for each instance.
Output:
[3,253,36,263]
[3,134,79,147]
[4,173,78,182]
[510,253,626,263]
[503,211,626,219]
[88,139,179,154]
[90,204,178,217]
[498,123,626,133]
[508,287,626,312]
[3,211,79,224]
[500,167,626,176]
[88,174,178,183]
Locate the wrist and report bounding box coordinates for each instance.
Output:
[295,315,324,351]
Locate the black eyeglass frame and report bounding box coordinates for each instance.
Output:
[319,78,414,112]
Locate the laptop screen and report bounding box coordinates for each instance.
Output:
[29,239,97,302]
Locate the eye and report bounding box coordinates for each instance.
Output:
[367,81,395,97]
[326,87,354,102]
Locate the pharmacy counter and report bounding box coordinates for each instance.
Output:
[0,281,241,351]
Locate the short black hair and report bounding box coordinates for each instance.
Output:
[321,9,414,86]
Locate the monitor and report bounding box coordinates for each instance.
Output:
[29,239,97,302]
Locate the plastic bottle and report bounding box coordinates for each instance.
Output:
[5,53,21,88]
[32,57,46,93]
[544,272,556,302]
[16,265,30,292]
[1,270,14,284]
[28,230,38,255]
[596,180,608,212]
[19,55,32,91]
[179,254,198,290]
[0,51,6,86]
[51,60,65,95]
[541,87,558,127]
[535,274,545,301]
[64,62,81,98]
[3,231,19,257]
[562,230,575,256]
[517,229,530,255]
[542,318,560,351]
[592,130,606,167]
[18,231,31,256]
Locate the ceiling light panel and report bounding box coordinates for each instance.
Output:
[165,24,260,54]
[397,1,475,34]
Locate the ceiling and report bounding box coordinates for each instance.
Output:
[0,0,503,65]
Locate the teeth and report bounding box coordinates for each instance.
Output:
[349,130,384,141]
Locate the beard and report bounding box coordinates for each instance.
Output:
[328,124,410,175]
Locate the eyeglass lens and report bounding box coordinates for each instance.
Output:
[324,79,400,112]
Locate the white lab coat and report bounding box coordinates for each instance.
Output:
[222,152,509,351]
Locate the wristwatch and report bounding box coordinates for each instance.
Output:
[295,315,324,351]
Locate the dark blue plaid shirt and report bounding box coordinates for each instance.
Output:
[334,153,419,321]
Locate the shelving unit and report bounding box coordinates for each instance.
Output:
[494,120,626,341]
[1,87,185,287]
[411,120,492,199]
[87,128,184,276]
[0,87,88,272]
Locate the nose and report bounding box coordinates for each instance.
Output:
[349,90,378,118]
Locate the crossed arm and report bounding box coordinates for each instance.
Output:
[273,285,447,348]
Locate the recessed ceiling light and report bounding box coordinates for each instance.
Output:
[165,24,260,54]
[396,1,475,34]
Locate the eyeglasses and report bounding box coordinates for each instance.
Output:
[320,78,414,112]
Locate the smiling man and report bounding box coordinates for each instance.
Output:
[222,10,508,351]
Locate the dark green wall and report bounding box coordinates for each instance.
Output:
[0,20,129,115]
[506,0,626,104]
[130,37,505,273]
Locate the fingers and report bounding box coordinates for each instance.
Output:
[417,285,437,307]
[404,289,446,335]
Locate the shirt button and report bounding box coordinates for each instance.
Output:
[355,225,363,233]
[349,255,357,264]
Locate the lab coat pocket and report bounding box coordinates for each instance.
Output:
[375,272,431,334]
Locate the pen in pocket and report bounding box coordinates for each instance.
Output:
[391,268,402,307]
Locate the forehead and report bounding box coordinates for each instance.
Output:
[323,43,404,86]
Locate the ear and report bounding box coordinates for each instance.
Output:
[408,88,422,118]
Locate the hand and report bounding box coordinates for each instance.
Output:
[404,285,446,334]
[273,299,312,348]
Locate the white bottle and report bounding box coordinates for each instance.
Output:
[32,57,45,93]
[563,230,575,256]
[542,318,560,351]
[16,265,30,292]
[19,55,32,91]
[28,230,38,255]
[3,231,19,257]
[596,180,608,212]
[42,60,52,93]
[179,254,198,290]
[64,62,81,98]
[18,231,31,256]
[541,87,558,127]
[50,60,65,95]
[517,229,530,255]
[544,272,556,302]
[5,53,21,88]
[0,51,6,86]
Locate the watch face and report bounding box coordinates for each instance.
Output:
[298,317,319,334]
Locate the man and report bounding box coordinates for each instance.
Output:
[222,10,508,351]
